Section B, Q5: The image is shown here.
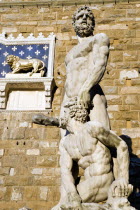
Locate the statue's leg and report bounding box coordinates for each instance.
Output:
[52,137,82,210]
[77,171,114,203]
[90,94,120,183]
[90,94,110,130]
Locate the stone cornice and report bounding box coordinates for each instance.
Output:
[0,0,138,7]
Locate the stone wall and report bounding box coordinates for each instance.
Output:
[0,1,140,209]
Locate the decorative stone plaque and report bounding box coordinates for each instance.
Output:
[0,32,55,110]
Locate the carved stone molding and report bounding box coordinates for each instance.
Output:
[0,77,54,110]
[0,0,135,7]
[0,33,55,110]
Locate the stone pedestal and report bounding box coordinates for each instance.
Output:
[0,77,54,110]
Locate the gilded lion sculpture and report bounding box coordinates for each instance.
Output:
[6,55,46,76]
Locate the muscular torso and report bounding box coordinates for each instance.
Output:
[65,56,88,97]
[65,35,99,98]
[65,34,104,98]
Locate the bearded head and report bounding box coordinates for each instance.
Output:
[72,6,95,37]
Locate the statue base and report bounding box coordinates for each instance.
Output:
[82,197,136,210]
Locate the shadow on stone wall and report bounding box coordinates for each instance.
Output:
[120,135,140,210]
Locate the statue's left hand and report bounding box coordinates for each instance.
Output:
[110,178,133,197]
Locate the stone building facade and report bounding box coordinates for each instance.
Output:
[0,0,140,209]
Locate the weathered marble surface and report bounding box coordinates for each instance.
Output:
[33,6,135,210]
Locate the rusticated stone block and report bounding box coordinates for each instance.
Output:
[9,168,15,176]
[16,21,38,26]
[56,32,71,41]
[106,95,122,105]
[119,105,130,111]
[31,168,43,175]
[2,128,26,140]
[2,14,29,22]
[2,27,17,33]
[123,51,138,61]
[46,127,60,139]
[0,149,4,156]
[39,186,48,201]
[121,128,140,139]
[25,128,39,140]
[40,148,57,156]
[5,149,25,156]
[114,111,138,120]
[11,187,23,201]
[48,186,60,201]
[2,156,21,167]
[33,176,58,186]
[120,69,139,81]
[131,79,140,86]
[121,86,140,94]
[110,51,123,62]
[107,105,119,111]
[5,176,33,186]
[131,104,140,110]
[111,120,127,129]
[102,86,118,94]
[131,120,140,128]
[0,187,6,200]
[24,186,38,201]
[26,149,40,156]
[36,156,58,167]
[100,80,114,86]
[19,122,31,128]
[123,95,140,105]
[0,167,9,176]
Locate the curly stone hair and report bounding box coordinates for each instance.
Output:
[72,5,95,29]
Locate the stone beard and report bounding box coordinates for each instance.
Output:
[74,23,94,37]
[72,6,95,37]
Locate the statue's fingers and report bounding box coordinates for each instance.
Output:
[111,188,115,197]
[114,186,120,197]
[117,186,122,197]
[109,185,114,197]
[120,185,125,197]
[111,184,117,197]
[124,187,129,197]
[128,184,133,196]
[120,182,128,197]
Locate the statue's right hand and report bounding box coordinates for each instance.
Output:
[77,90,90,109]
